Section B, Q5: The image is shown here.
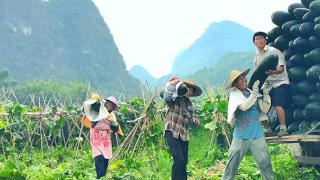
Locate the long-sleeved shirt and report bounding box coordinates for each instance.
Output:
[233,90,264,139]
[164,97,194,141]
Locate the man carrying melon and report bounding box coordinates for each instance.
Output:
[161,78,202,180]
[252,31,290,137]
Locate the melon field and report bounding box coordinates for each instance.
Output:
[0,88,319,180]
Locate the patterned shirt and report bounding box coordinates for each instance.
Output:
[164,97,194,141]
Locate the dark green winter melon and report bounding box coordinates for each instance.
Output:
[316,82,320,91]
[315,23,320,36]
[305,101,320,119]
[292,94,310,108]
[302,11,317,22]
[290,24,302,37]
[288,122,300,134]
[288,3,306,15]
[289,40,295,50]
[302,109,313,121]
[310,93,320,102]
[274,35,290,51]
[299,22,315,37]
[286,60,294,69]
[310,0,320,15]
[315,16,320,24]
[293,8,310,20]
[293,109,304,121]
[271,11,293,26]
[292,37,311,53]
[309,36,320,48]
[288,66,306,82]
[289,54,305,67]
[267,27,283,43]
[309,48,320,64]
[306,65,320,79]
[282,20,300,33]
[294,80,316,95]
[283,49,294,61]
[248,54,279,89]
[301,0,315,8]
[304,53,313,67]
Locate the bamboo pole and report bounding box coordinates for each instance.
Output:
[0,137,5,161]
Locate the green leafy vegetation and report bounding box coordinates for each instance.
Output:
[0,90,319,179]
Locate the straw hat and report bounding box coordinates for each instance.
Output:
[175,81,188,97]
[105,96,120,111]
[226,68,250,89]
[83,94,110,122]
[183,79,202,97]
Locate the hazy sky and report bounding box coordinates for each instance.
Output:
[92,0,300,78]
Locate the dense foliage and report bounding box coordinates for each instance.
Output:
[0,90,319,179]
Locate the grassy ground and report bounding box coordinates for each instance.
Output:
[1,129,320,179]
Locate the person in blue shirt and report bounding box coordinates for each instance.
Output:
[222,69,274,180]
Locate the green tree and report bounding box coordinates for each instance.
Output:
[0,69,16,88]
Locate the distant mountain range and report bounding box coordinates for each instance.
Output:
[190,51,255,88]
[0,0,141,95]
[171,20,255,77]
[130,20,256,88]
[129,65,156,87]
[1,0,258,95]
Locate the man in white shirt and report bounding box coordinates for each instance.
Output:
[253,31,290,137]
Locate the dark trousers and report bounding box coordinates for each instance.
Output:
[165,130,189,180]
[94,155,109,179]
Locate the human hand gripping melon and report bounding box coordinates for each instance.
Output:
[248,53,279,90]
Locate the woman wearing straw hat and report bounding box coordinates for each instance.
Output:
[162,78,202,180]
[222,69,274,180]
[82,95,122,179]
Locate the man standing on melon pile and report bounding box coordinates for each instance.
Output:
[253,31,290,137]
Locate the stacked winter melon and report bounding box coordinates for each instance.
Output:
[267,0,320,134]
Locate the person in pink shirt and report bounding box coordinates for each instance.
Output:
[86,96,121,179]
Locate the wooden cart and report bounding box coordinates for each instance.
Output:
[266,135,320,166]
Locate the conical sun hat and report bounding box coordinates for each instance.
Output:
[83,94,110,122]
[226,68,250,89]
